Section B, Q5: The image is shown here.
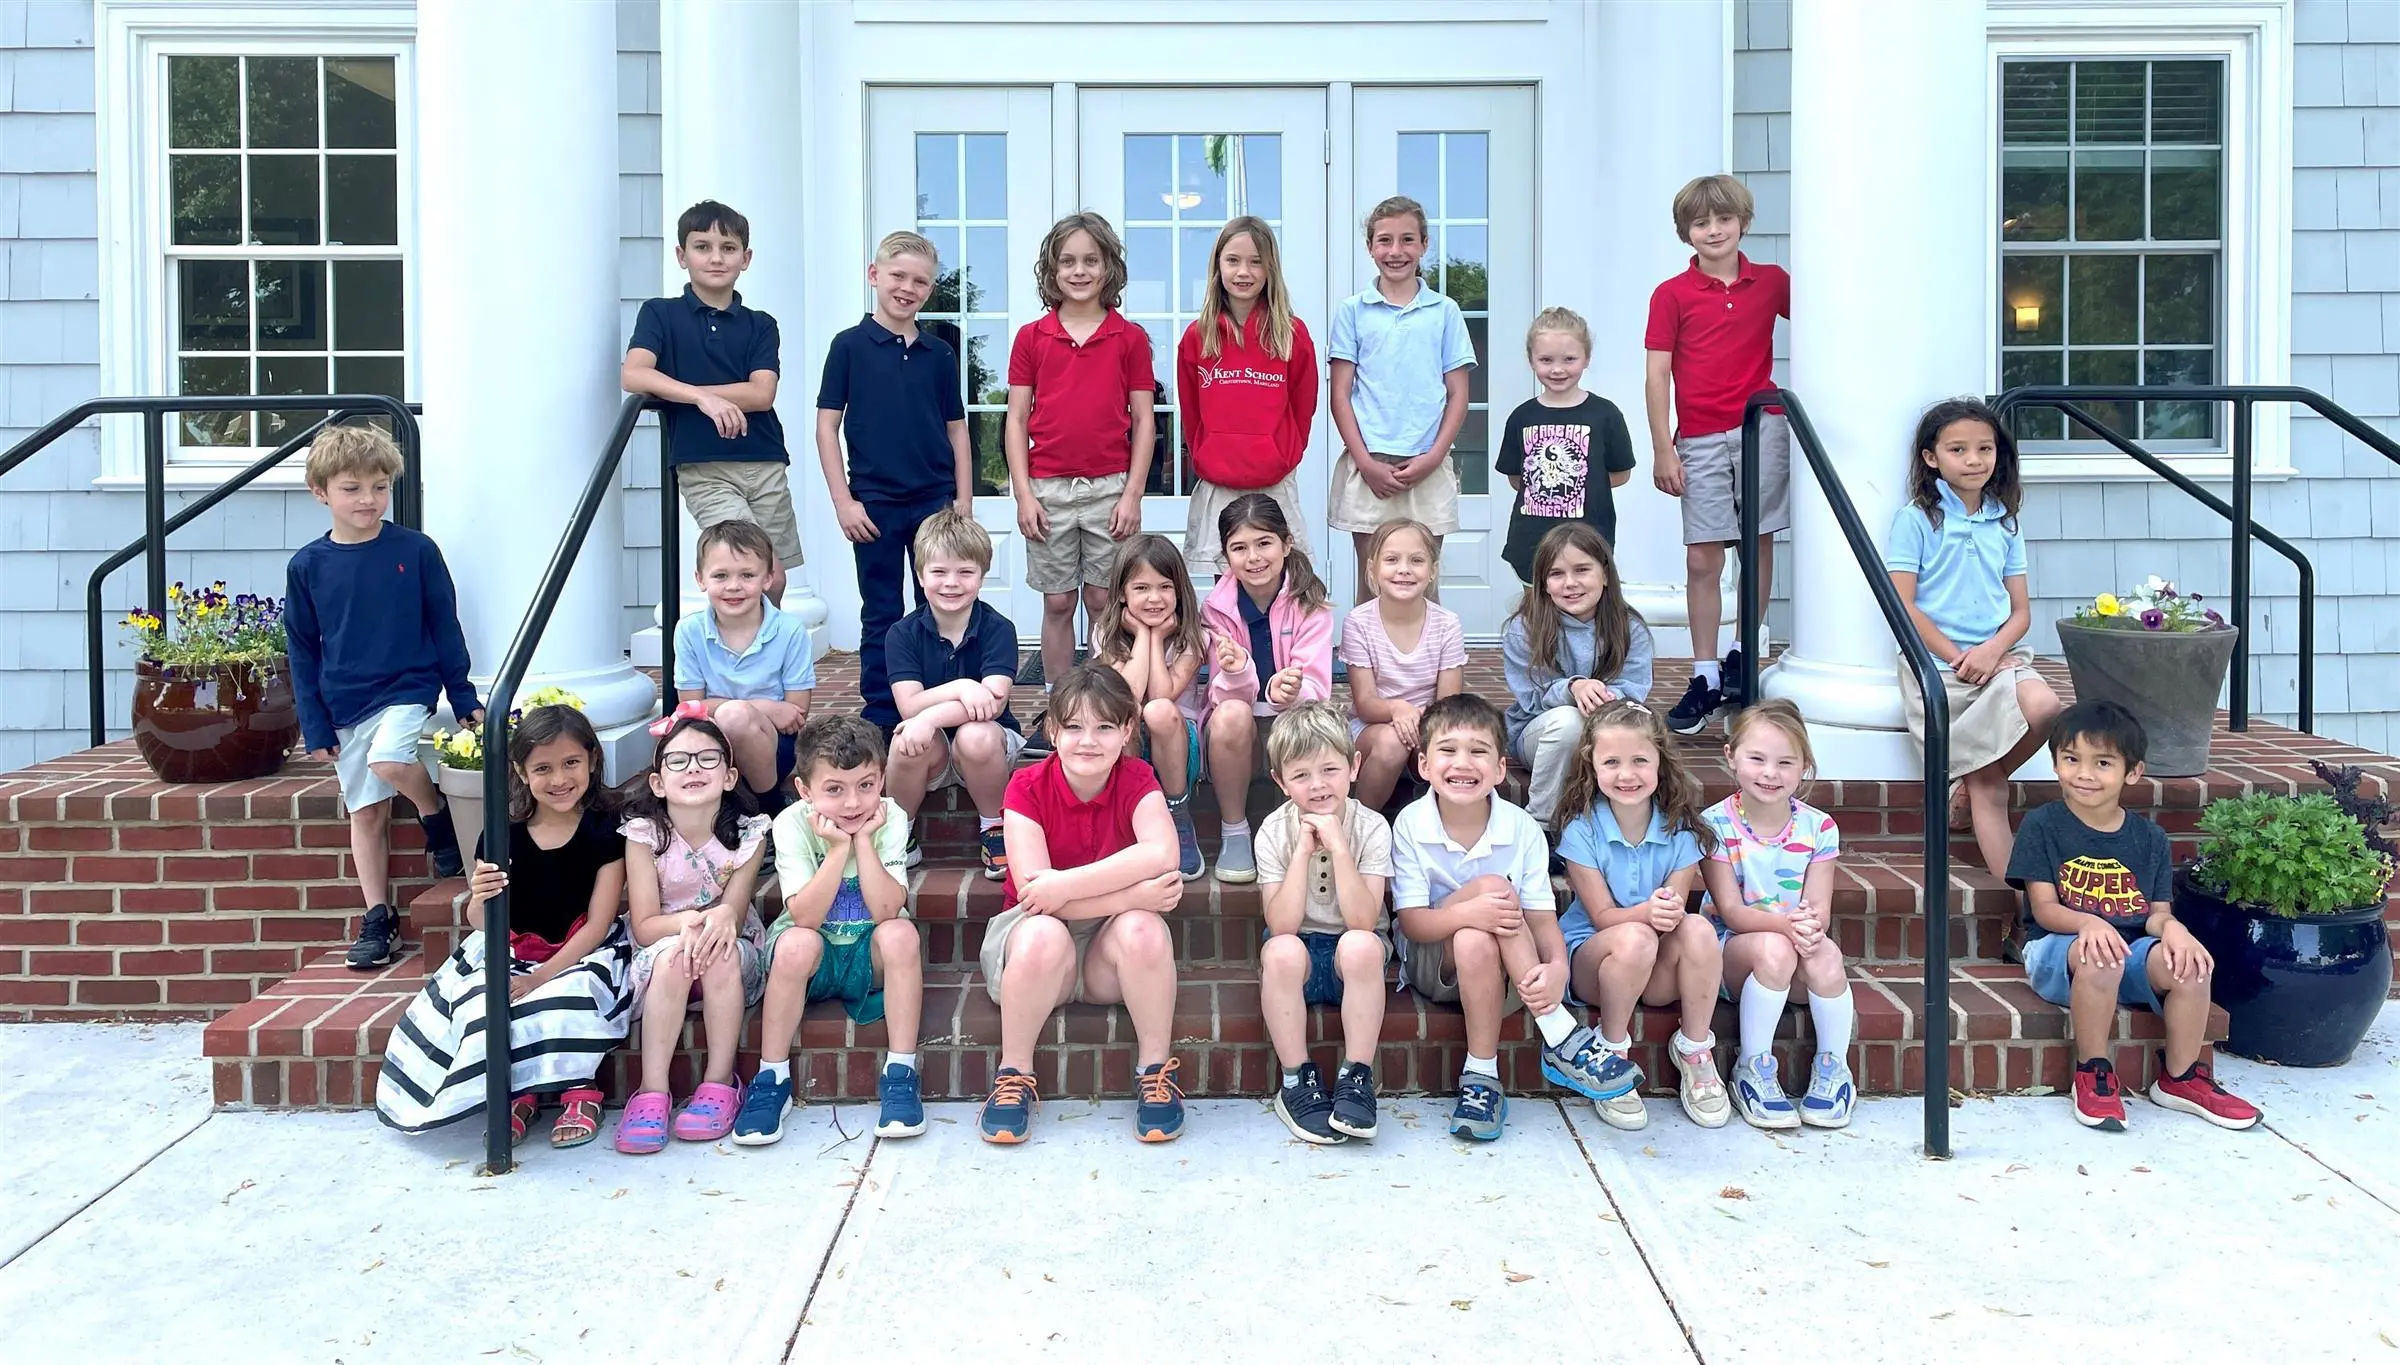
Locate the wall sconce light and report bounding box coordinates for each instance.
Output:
[1160,191,1203,211]
[2013,304,2041,333]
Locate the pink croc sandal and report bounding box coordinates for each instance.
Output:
[674,1081,740,1142]
[614,1090,672,1155]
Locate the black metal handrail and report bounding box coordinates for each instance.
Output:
[1737,390,1954,1160]
[1991,385,2400,733]
[0,396,422,746]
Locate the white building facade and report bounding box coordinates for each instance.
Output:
[2,0,2395,771]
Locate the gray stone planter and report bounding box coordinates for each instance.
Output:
[2054,619,2240,778]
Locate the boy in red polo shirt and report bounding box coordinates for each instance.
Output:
[1644,174,1791,737]
[975,665,1185,1145]
[1005,212,1159,744]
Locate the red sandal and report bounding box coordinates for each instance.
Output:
[508,1093,540,1147]
[551,1088,604,1149]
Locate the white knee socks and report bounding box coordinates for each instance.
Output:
[1807,989,1854,1063]
[1739,977,1787,1063]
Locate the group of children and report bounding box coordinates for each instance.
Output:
[277,170,2262,1157]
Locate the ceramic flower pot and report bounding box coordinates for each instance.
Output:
[129,657,299,784]
[2173,866,2394,1067]
[2054,619,2239,778]
[436,761,487,862]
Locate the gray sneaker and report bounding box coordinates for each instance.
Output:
[1449,1074,1507,1141]
[1592,1038,1649,1130]
[1168,797,1204,881]
[1214,824,1256,884]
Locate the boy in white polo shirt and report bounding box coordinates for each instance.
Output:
[1392,695,1628,1142]
[1326,194,1478,599]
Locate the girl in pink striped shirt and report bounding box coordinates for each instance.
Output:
[1340,518,1467,810]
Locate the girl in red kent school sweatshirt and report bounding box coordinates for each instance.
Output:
[1177,216,1321,575]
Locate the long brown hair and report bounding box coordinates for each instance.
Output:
[1508,523,1636,692]
[1908,397,2020,532]
[1216,492,1329,614]
[1196,217,1295,362]
[1034,211,1128,311]
[1553,698,1718,855]
[1093,534,1205,667]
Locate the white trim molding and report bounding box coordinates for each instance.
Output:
[93,1,417,488]
[1986,0,2293,483]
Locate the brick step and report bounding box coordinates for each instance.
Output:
[202,949,2221,1112]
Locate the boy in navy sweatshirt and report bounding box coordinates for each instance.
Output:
[283,426,483,970]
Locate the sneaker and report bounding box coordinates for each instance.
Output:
[904,830,924,870]
[1272,1062,1344,1145]
[2147,1054,2258,1130]
[345,903,400,970]
[979,1067,1039,1144]
[419,802,464,879]
[731,1069,794,1146]
[1593,1039,1649,1130]
[978,826,1008,882]
[1214,825,1256,884]
[1449,1074,1508,1141]
[1800,1050,1857,1129]
[1135,1058,1186,1142]
[1665,673,1724,737]
[1733,1051,1801,1130]
[1329,1061,1379,1140]
[1540,1024,1641,1102]
[876,1062,927,1137]
[1020,712,1052,756]
[1673,1034,1734,1129]
[1721,646,1752,708]
[2073,1057,2128,1131]
[1169,799,1205,881]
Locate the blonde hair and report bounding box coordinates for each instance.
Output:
[1526,306,1592,357]
[1196,217,1295,362]
[1725,699,1818,797]
[1266,700,1354,775]
[875,229,939,267]
[912,508,992,572]
[1365,518,1439,590]
[1363,195,1428,243]
[1671,174,1755,243]
[1035,212,1128,311]
[304,425,403,489]
[1093,534,1205,671]
[1554,699,1718,854]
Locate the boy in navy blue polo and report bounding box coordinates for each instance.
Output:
[882,510,1026,879]
[624,199,802,605]
[815,230,973,733]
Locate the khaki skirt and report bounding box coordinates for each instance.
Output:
[1898,650,2039,775]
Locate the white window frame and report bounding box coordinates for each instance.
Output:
[94,1,417,490]
[1986,1,2291,483]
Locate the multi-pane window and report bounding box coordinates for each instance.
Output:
[166,55,404,454]
[1999,59,2223,445]
[911,133,1011,496]
[1398,132,1491,494]
[1120,133,1284,496]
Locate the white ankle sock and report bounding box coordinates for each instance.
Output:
[1696,660,1722,687]
[1739,977,1788,1063]
[976,815,1002,833]
[1808,989,1854,1065]
[1532,1005,1578,1048]
[1463,1054,1500,1081]
[757,1058,791,1084]
[1222,819,1250,837]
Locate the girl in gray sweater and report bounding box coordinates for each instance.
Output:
[1501,523,1654,826]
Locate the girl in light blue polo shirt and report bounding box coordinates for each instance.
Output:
[1884,399,2064,881]
[1553,698,1730,1133]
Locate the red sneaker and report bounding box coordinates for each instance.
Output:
[2148,1055,2261,1130]
[2073,1057,2127,1131]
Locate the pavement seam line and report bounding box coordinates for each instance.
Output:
[2260,1118,2400,1219]
[0,1107,216,1273]
[781,1126,882,1361]
[1554,1099,1710,1365]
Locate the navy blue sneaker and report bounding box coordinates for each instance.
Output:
[731,1068,793,1146]
[345,903,399,970]
[875,1062,925,1137]
[980,1068,1038,1144]
[1666,673,1724,737]
[1450,1074,1507,1141]
[418,803,464,879]
[1721,646,1753,708]
[1134,1058,1186,1142]
[1541,1025,1642,1101]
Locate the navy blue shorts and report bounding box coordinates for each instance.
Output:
[775,730,796,784]
[1269,930,1347,1006]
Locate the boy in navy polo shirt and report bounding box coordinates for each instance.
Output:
[816,230,972,734]
[1644,174,1792,736]
[883,511,1026,880]
[624,200,803,605]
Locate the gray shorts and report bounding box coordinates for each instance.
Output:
[1676,413,1790,545]
[1025,473,1128,593]
[1401,936,1523,1015]
[335,702,430,814]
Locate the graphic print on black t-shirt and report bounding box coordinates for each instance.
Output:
[1518,422,1591,518]
[2053,854,2148,926]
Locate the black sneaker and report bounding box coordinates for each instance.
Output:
[1721,646,1752,708]
[1273,1062,1344,1145]
[1020,710,1052,755]
[418,803,464,879]
[1665,673,1724,736]
[346,903,400,970]
[1330,1061,1379,1140]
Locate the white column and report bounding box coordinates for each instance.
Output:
[1587,0,1733,656]
[417,0,658,773]
[654,0,830,655]
[1766,0,2007,777]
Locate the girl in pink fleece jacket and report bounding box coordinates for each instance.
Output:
[1200,493,1335,884]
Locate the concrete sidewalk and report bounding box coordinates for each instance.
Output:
[3,1009,2395,1363]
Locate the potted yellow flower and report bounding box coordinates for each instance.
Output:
[120,581,300,783]
[2055,576,2237,777]
[431,686,586,849]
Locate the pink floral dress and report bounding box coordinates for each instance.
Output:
[622,812,772,1017]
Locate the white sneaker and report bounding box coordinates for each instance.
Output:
[1593,1040,1648,1130]
[1799,1051,1857,1129]
[1733,1050,1801,1130]
[1673,1033,1732,1129]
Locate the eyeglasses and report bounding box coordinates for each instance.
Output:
[661,750,727,772]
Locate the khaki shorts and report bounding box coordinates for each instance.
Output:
[1328,452,1461,535]
[1025,473,1128,593]
[1184,473,1309,574]
[980,907,1107,1006]
[1676,414,1790,545]
[679,460,805,567]
[1402,936,1523,1015]
[929,723,1029,790]
[1899,649,2041,776]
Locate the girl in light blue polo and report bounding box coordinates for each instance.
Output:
[1884,399,2064,881]
[1553,698,1729,1133]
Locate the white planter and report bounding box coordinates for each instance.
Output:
[435,762,489,869]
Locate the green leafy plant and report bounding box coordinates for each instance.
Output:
[2188,791,2396,918]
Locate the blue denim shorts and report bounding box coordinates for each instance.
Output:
[2023,931,2162,1012]
[1268,930,1349,1006]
